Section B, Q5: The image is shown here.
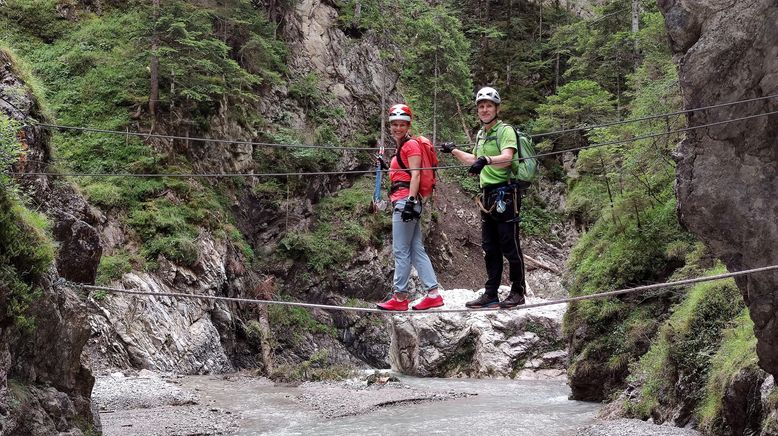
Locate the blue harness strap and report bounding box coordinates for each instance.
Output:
[373,161,382,203]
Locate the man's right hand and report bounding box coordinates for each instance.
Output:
[468,156,488,176]
[439,142,457,154]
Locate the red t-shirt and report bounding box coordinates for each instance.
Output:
[389,138,422,203]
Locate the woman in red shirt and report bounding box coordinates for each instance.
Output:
[376,104,444,311]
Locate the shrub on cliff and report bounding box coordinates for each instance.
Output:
[623,269,744,425]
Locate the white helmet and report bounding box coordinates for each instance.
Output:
[388,103,412,122]
[475,87,501,105]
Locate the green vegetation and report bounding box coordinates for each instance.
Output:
[697,309,759,433]
[153,0,284,115]
[624,271,744,420]
[453,0,571,124]
[0,114,24,184]
[279,179,390,273]
[520,192,564,238]
[550,0,726,408]
[439,334,476,377]
[0,66,54,330]
[96,249,145,285]
[0,1,280,268]
[270,350,354,382]
[532,80,617,150]
[567,195,692,293]
[0,189,55,332]
[268,302,337,344]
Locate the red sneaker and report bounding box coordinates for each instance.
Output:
[376,296,409,311]
[412,295,444,310]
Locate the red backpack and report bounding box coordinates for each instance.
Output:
[396,135,439,199]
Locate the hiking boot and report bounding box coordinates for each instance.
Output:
[465,293,500,309]
[412,295,444,311]
[377,296,409,311]
[499,292,526,309]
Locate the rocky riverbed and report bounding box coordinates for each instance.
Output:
[90,369,695,436]
[93,370,473,435]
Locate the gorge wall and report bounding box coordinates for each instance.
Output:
[0,49,97,435]
[659,0,778,376]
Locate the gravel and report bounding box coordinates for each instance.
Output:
[99,406,239,436]
[295,379,472,418]
[93,370,238,436]
[92,369,197,411]
[576,419,702,436]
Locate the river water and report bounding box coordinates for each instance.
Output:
[176,374,601,436]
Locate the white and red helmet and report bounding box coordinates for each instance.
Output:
[388,104,412,122]
[475,87,501,105]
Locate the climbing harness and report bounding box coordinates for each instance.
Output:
[476,183,520,216]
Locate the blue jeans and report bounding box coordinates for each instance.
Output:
[392,198,439,295]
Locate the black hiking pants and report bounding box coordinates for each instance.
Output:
[479,184,526,298]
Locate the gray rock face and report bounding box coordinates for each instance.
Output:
[388,288,567,378]
[0,281,96,435]
[658,0,778,376]
[722,367,765,436]
[53,216,102,283]
[1,48,103,286]
[282,0,398,136]
[1,49,97,435]
[86,238,235,375]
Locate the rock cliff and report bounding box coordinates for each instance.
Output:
[0,49,97,435]
[658,0,778,377]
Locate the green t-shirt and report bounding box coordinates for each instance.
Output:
[472,120,517,187]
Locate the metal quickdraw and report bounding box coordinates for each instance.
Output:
[475,184,518,215]
[495,190,507,213]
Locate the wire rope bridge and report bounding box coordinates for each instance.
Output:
[64,265,778,315]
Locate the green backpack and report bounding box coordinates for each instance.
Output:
[502,125,538,186]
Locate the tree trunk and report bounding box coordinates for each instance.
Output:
[254,277,276,375]
[538,0,543,41]
[433,49,438,145]
[632,199,642,229]
[257,305,274,374]
[555,47,560,91]
[456,100,472,143]
[599,154,616,224]
[632,0,640,68]
[352,1,361,28]
[149,0,160,133]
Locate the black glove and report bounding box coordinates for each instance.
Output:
[440,142,457,154]
[376,155,389,170]
[468,156,488,175]
[401,197,420,222]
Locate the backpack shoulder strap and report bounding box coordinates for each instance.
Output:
[474,129,486,155]
[395,136,413,174]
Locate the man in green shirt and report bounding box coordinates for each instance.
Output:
[441,86,527,308]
